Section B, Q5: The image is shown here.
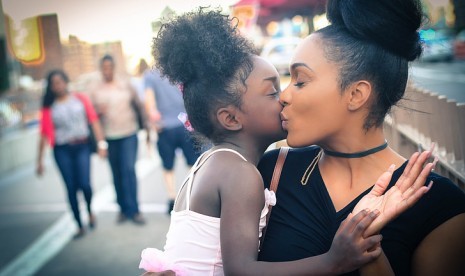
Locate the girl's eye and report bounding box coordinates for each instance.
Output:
[269,91,280,98]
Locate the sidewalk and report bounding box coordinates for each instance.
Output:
[0,133,190,276]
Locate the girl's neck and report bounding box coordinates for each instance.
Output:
[214,139,267,165]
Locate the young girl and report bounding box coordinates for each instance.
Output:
[139,9,434,275]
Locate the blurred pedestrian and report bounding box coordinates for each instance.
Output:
[36,69,107,239]
[90,54,148,225]
[144,68,201,214]
[131,58,149,102]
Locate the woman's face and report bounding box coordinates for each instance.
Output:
[50,74,68,97]
[240,56,286,145]
[280,34,349,147]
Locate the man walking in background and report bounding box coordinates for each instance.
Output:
[144,68,200,214]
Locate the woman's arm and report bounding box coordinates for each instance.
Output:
[219,163,382,275]
[90,120,107,158]
[412,213,465,276]
[36,135,47,176]
[359,250,394,276]
[144,87,162,132]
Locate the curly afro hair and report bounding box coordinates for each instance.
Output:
[153,8,256,143]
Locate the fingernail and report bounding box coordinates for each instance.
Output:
[371,210,380,217]
[388,164,395,172]
[430,142,436,151]
[427,180,433,189]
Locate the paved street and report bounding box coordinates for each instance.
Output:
[0,132,191,275]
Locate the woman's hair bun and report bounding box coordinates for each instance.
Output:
[153,8,254,86]
[326,0,424,61]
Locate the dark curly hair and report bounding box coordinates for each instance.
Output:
[318,0,424,129]
[153,8,256,143]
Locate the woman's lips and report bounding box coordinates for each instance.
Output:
[280,112,288,130]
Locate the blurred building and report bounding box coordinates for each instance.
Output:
[62,35,95,81]
[5,14,64,81]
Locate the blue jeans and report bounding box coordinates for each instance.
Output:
[54,142,92,229]
[107,134,140,218]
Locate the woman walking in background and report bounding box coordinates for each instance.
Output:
[36,69,107,239]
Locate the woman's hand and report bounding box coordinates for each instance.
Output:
[351,149,436,237]
[97,148,107,159]
[36,161,44,176]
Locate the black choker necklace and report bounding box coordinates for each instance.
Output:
[323,141,388,158]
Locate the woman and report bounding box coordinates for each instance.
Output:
[90,54,149,224]
[37,69,107,238]
[258,0,465,275]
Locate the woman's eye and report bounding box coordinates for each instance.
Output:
[293,82,305,88]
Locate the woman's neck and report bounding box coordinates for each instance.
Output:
[55,93,70,103]
[318,127,405,184]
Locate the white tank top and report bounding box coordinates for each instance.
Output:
[139,148,276,275]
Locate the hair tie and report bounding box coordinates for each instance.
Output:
[178,112,194,132]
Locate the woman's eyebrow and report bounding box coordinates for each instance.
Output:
[290,62,313,72]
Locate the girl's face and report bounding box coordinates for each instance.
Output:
[240,56,286,145]
[50,74,68,97]
[279,34,349,148]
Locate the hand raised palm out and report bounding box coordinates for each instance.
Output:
[352,149,436,237]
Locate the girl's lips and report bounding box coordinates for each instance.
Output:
[281,120,288,130]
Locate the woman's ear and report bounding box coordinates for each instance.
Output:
[347,80,372,111]
[216,106,242,131]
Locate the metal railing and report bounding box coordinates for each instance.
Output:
[385,83,465,189]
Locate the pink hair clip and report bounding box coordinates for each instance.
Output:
[178,112,194,132]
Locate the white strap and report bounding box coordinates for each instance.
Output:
[177,148,247,211]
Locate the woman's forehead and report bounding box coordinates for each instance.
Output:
[290,34,327,67]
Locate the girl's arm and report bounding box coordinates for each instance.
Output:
[219,162,382,275]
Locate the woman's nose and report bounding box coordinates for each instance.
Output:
[279,85,291,106]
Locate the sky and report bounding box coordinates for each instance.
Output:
[1,0,238,70]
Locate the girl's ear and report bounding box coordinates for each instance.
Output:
[216,105,242,131]
[347,80,372,111]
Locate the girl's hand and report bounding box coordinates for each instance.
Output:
[351,149,436,237]
[327,209,383,274]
